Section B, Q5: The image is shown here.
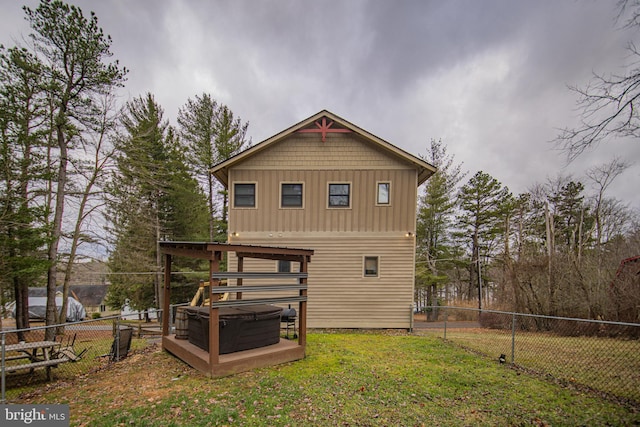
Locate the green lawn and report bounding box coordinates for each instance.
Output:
[420,327,640,402]
[16,331,640,426]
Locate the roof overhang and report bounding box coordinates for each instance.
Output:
[210,110,436,187]
[159,241,314,262]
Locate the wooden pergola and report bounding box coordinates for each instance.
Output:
[159,241,313,377]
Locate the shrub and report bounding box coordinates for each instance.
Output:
[478,311,511,329]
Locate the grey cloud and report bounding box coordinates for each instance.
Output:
[0,0,637,209]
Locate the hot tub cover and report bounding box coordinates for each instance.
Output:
[185,304,282,354]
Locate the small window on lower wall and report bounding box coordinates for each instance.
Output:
[364,256,379,277]
[278,260,291,273]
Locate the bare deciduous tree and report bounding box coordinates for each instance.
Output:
[58,93,119,326]
[585,158,630,248]
[556,1,640,160]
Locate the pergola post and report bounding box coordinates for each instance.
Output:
[299,256,308,347]
[237,256,244,300]
[209,251,221,369]
[162,254,172,336]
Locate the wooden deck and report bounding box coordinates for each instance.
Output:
[159,242,312,378]
[162,334,305,378]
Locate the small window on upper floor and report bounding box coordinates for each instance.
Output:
[281,183,303,208]
[234,183,256,208]
[328,183,351,208]
[364,256,379,277]
[377,182,390,205]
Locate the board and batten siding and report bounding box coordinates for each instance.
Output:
[227,233,416,328]
[228,168,417,233]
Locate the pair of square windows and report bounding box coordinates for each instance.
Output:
[233,182,391,208]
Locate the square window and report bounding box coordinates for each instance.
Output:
[234,183,255,207]
[328,183,350,207]
[278,260,291,273]
[377,182,390,205]
[364,256,379,277]
[281,183,303,207]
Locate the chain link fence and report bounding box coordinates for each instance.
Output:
[0,313,162,403]
[4,306,639,407]
[416,306,640,406]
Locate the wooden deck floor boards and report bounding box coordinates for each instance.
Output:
[162,335,304,377]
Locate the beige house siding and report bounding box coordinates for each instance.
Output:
[229,168,417,233]
[237,133,410,170]
[227,233,415,328]
[213,110,435,329]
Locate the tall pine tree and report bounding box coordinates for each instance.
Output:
[415,139,465,313]
[106,93,208,313]
[177,95,249,241]
[456,171,511,307]
[0,46,49,334]
[22,0,127,335]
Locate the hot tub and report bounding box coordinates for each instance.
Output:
[185,305,283,354]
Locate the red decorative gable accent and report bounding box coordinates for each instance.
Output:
[297,117,352,142]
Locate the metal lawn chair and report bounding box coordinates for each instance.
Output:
[53,333,88,362]
[110,327,133,361]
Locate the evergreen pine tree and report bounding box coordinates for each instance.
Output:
[106,93,208,313]
[178,95,249,241]
[455,171,511,307]
[22,0,127,333]
[0,46,49,333]
[415,139,465,313]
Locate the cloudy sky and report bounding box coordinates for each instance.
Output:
[1,0,639,210]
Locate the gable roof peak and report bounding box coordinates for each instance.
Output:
[211,110,436,186]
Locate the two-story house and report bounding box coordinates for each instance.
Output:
[211,110,435,328]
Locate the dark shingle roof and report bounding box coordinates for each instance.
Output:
[28,285,109,306]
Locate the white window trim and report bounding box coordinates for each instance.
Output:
[232,181,258,209]
[363,255,380,278]
[279,181,305,209]
[327,181,352,209]
[376,181,391,206]
[275,260,298,273]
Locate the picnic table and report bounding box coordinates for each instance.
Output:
[2,340,69,381]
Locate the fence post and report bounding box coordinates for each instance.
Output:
[443,306,448,341]
[1,332,5,403]
[511,312,516,364]
[115,317,120,362]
